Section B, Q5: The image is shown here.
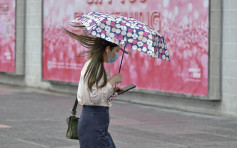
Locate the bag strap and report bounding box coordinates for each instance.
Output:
[71,98,78,116]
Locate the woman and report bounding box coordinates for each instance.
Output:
[63,27,122,148]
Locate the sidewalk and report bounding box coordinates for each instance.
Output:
[0,84,237,148]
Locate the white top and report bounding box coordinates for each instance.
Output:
[77,59,113,107]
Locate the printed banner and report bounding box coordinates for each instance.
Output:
[43,0,209,96]
[0,0,15,72]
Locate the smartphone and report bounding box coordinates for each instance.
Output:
[116,84,136,95]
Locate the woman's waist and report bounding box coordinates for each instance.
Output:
[78,99,112,108]
[82,105,109,113]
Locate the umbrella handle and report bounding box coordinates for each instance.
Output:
[119,51,124,73]
[114,47,125,89]
[119,46,126,73]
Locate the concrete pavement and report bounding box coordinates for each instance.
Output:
[1,84,237,148]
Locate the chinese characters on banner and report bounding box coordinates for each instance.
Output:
[43,0,209,96]
[0,0,15,72]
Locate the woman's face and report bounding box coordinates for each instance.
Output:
[108,46,120,58]
[104,46,120,63]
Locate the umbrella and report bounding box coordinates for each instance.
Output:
[70,11,170,72]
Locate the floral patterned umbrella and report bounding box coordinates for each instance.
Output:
[71,11,170,62]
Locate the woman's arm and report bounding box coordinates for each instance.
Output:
[90,82,114,104]
[89,72,122,104]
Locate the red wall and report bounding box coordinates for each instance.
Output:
[0,0,15,72]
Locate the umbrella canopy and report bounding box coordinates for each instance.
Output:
[71,12,170,61]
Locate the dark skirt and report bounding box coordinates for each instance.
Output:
[77,105,116,148]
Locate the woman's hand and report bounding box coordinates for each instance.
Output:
[109,73,122,86]
[113,86,123,93]
[111,86,123,98]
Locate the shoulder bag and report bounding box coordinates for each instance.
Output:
[66,98,79,140]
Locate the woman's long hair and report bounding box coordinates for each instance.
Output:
[61,26,118,91]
